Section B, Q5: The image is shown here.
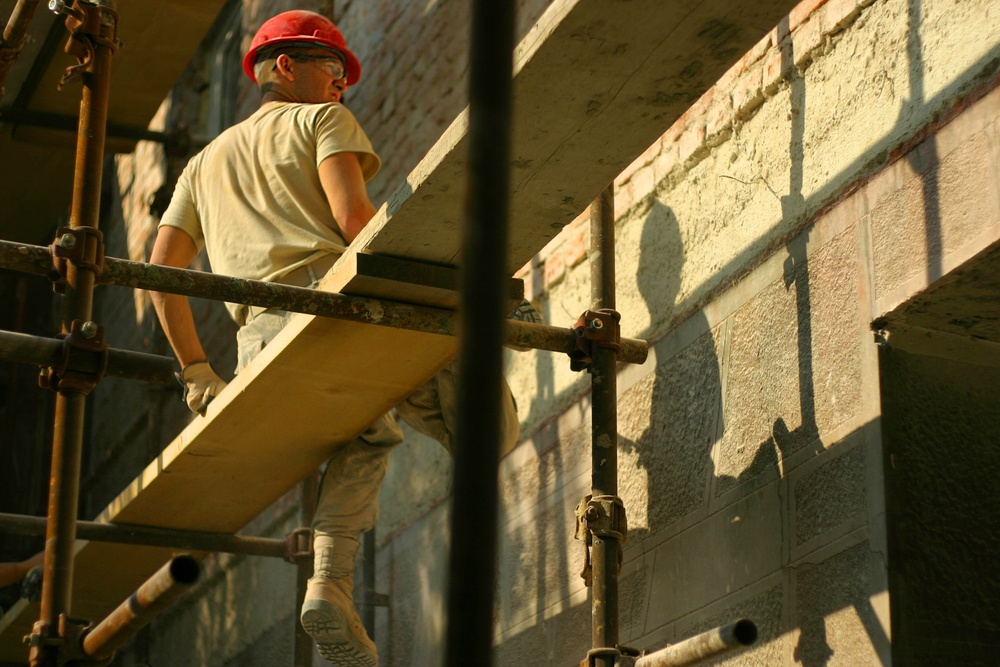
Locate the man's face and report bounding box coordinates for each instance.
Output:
[285,50,348,104]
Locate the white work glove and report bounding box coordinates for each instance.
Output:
[178,361,227,415]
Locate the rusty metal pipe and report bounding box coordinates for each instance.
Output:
[293,473,320,667]
[33,6,117,665]
[0,0,42,102]
[589,184,621,667]
[0,329,176,386]
[81,555,200,662]
[0,241,650,364]
[0,512,288,559]
[634,620,758,667]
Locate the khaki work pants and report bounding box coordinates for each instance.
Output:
[235,305,520,540]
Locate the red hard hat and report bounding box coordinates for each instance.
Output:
[242,10,362,86]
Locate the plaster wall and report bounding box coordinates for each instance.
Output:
[370,0,1000,665]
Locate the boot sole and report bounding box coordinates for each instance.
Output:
[301,599,377,666]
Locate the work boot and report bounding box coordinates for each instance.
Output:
[301,535,376,666]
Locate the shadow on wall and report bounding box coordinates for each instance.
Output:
[499,0,984,661]
[618,13,892,662]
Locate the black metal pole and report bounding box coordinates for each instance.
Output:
[31,5,116,665]
[0,512,289,558]
[361,530,376,637]
[0,240,651,365]
[444,0,514,664]
[590,185,620,667]
[0,329,176,385]
[293,473,319,667]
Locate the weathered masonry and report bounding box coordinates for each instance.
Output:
[1,0,998,665]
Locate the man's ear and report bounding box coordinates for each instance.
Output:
[274,53,295,81]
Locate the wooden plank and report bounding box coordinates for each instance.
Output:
[341,0,799,277]
[0,309,456,658]
[332,253,524,308]
[0,0,799,659]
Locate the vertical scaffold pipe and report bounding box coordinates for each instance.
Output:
[590,185,620,667]
[444,0,513,665]
[32,4,116,666]
[0,0,43,102]
[294,473,320,667]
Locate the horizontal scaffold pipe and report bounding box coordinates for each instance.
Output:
[82,555,200,662]
[0,239,649,365]
[0,329,176,386]
[634,619,758,667]
[0,512,288,559]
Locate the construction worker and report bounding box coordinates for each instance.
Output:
[149,10,520,666]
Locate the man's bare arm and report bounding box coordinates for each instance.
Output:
[149,226,207,368]
[0,551,43,588]
[317,152,377,243]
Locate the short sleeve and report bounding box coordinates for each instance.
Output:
[158,165,205,250]
[314,104,381,182]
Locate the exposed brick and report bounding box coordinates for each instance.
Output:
[792,14,825,68]
[662,117,686,146]
[542,242,567,288]
[789,0,828,31]
[715,61,742,95]
[763,48,793,95]
[562,221,588,269]
[629,163,657,202]
[745,29,775,69]
[614,179,637,217]
[652,139,681,183]
[705,93,734,138]
[516,259,544,301]
[823,0,862,34]
[732,65,765,121]
[771,21,791,46]
[678,123,707,164]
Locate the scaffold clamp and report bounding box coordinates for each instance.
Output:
[49,226,105,294]
[574,494,628,586]
[285,527,313,564]
[569,309,622,371]
[38,319,109,395]
[26,614,109,667]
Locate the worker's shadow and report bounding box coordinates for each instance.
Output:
[618,199,776,544]
[617,200,792,634]
[617,200,721,541]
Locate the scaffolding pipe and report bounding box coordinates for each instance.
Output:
[444,0,513,664]
[633,619,758,667]
[0,329,176,386]
[0,0,42,103]
[0,106,191,146]
[0,512,288,558]
[589,185,621,667]
[0,240,650,364]
[31,4,116,665]
[81,555,200,662]
[293,473,320,667]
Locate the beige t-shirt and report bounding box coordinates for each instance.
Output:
[159,101,380,323]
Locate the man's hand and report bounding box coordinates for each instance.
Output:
[179,361,227,415]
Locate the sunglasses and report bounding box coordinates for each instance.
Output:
[284,53,346,81]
